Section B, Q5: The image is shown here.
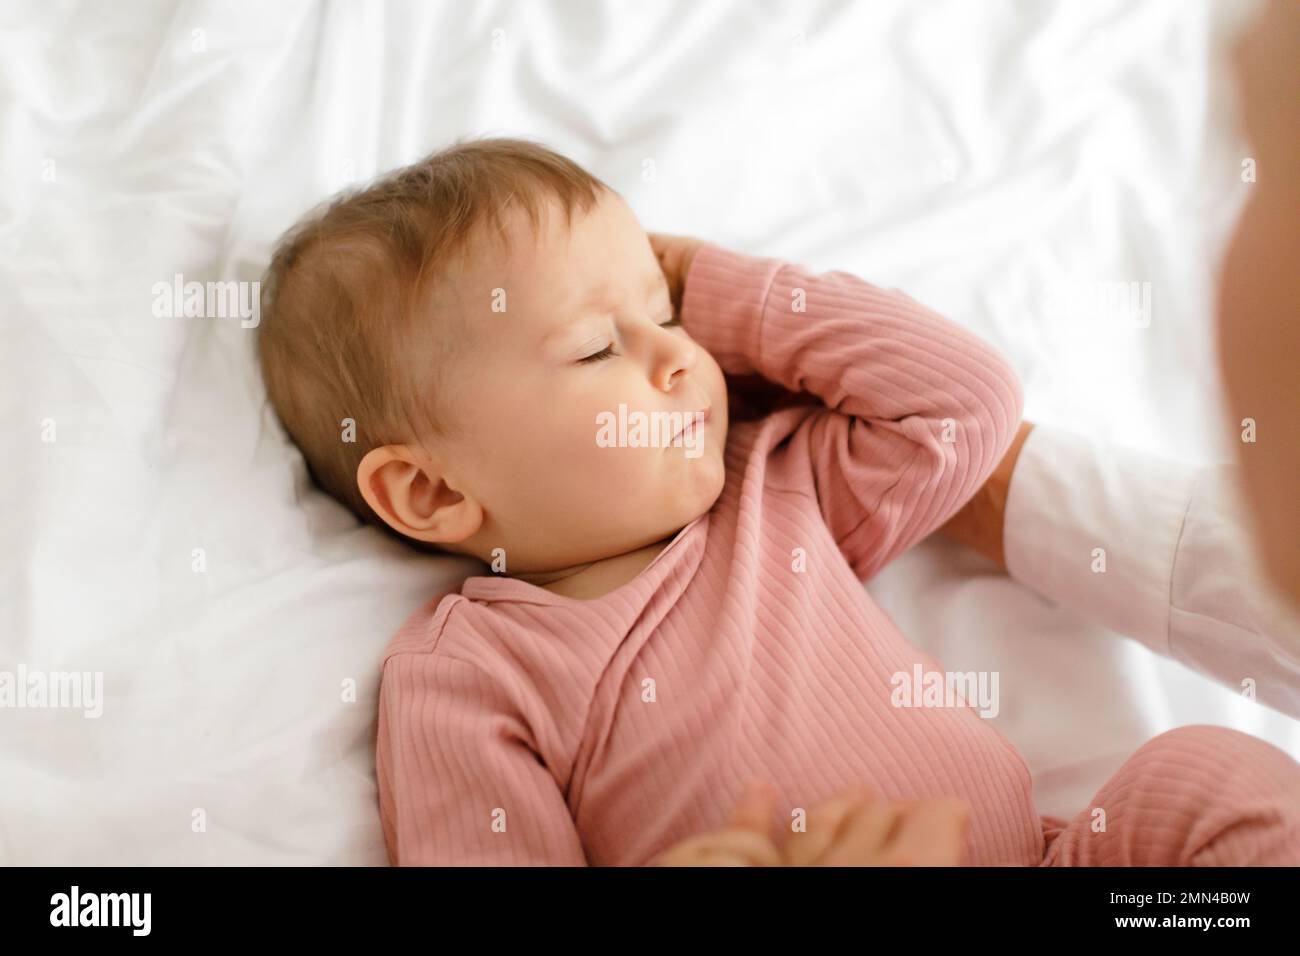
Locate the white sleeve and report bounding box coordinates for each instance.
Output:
[1003,425,1300,721]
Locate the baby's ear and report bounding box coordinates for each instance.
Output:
[356,445,482,547]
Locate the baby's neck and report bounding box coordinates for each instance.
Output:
[521,536,674,601]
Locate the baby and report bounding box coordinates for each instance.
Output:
[258,138,1300,866]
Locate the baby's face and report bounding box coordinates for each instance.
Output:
[434,189,728,572]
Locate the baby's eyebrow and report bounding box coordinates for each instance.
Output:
[542,273,670,348]
[571,272,669,313]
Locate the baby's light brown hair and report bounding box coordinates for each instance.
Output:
[257,137,610,535]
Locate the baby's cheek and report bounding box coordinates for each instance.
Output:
[588,436,663,499]
[572,419,624,476]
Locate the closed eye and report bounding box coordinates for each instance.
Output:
[576,317,680,364]
[577,345,616,364]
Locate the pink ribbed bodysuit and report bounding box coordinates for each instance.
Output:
[377,243,1300,866]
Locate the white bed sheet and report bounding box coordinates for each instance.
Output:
[1,0,1292,864]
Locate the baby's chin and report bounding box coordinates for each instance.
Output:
[592,467,720,554]
[665,450,728,527]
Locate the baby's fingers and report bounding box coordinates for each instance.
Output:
[885,799,970,867]
[697,829,784,867]
[811,800,905,867]
[729,780,778,835]
[782,786,876,867]
[646,232,702,312]
[658,828,784,867]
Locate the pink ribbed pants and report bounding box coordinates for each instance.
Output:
[1038,725,1300,866]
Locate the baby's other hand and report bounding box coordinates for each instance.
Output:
[783,787,970,867]
[651,780,783,866]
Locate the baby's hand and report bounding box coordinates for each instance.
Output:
[648,232,704,318]
[782,787,970,867]
[651,781,783,866]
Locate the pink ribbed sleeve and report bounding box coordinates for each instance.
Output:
[377,649,587,866]
[679,243,1024,581]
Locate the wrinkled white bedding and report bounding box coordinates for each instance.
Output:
[1,0,1291,864]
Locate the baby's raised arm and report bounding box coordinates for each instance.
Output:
[673,240,1024,581]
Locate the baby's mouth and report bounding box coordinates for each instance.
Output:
[669,406,712,446]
